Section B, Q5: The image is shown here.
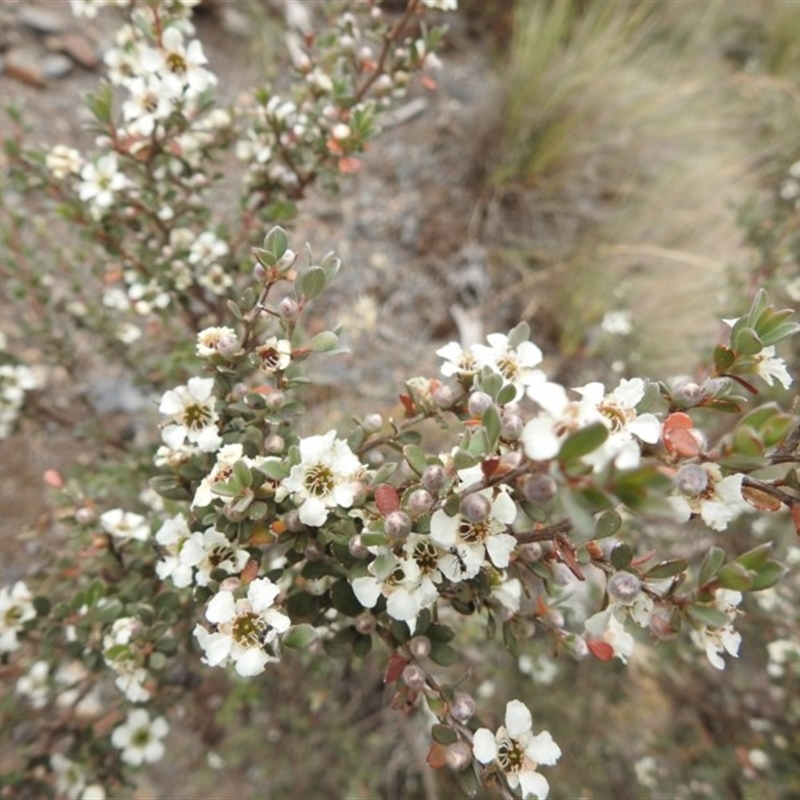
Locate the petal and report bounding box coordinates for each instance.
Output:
[248,578,280,612]
[386,588,418,622]
[351,576,382,608]
[527,731,561,766]
[491,491,518,525]
[517,769,550,800]
[521,418,561,461]
[429,509,459,547]
[472,728,498,764]
[628,413,661,444]
[485,533,517,569]
[505,699,533,738]
[298,497,328,527]
[263,608,291,634]
[205,591,236,624]
[234,647,269,677]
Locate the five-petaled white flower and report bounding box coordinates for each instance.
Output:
[471,332,545,401]
[193,578,291,676]
[111,708,169,766]
[669,464,749,532]
[282,430,362,526]
[0,581,36,653]
[753,346,792,389]
[78,154,129,216]
[690,589,743,670]
[171,526,250,588]
[159,377,222,453]
[100,508,150,542]
[473,700,561,800]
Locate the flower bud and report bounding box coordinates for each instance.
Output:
[253,263,268,281]
[445,741,473,772]
[675,464,708,497]
[671,380,703,408]
[517,541,543,563]
[363,413,383,433]
[385,511,411,544]
[408,635,431,659]
[355,612,376,635]
[275,249,296,272]
[467,391,493,417]
[449,692,476,723]
[265,391,285,411]
[500,412,523,441]
[649,606,676,641]
[408,488,434,517]
[421,465,447,494]
[75,506,97,525]
[283,509,302,532]
[432,383,455,409]
[520,474,557,504]
[402,663,426,691]
[365,449,385,467]
[219,576,241,592]
[278,297,299,320]
[264,434,285,454]
[564,634,589,660]
[607,571,642,603]
[460,493,491,523]
[544,606,565,628]
[348,533,369,559]
[304,542,324,562]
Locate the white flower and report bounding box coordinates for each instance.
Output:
[691,589,743,670]
[437,341,478,380]
[189,230,229,267]
[600,310,632,336]
[155,514,193,586]
[159,377,222,453]
[78,154,129,216]
[471,333,545,401]
[16,660,50,709]
[572,378,660,471]
[174,526,250,588]
[0,581,36,653]
[584,607,635,664]
[669,465,748,532]
[147,27,216,98]
[122,75,175,136]
[256,337,292,373]
[753,346,792,389]
[193,578,291,676]
[421,0,458,10]
[282,430,362,526]
[429,467,517,581]
[196,326,238,358]
[767,638,800,678]
[473,700,561,800]
[51,753,90,800]
[46,144,83,179]
[111,708,169,766]
[99,508,150,541]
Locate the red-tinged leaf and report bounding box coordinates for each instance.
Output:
[792,504,800,537]
[481,458,500,480]
[742,484,783,513]
[723,373,759,396]
[630,550,656,567]
[536,596,549,617]
[399,393,415,416]
[554,541,585,581]
[663,412,702,457]
[390,686,419,713]
[43,469,64,488]
[384,654,408,684]
[240,559,260,584]
[587,639,615,661]
[427,743,447,769]
[338,156,363,174]
[375,484,400,517]
[421,75,438,91]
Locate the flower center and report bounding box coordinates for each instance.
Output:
[459,519,490,544]
[497,735,526,774]
[232,610,268,648]
[182,401,213,431]
[496,353,520,382]
[166,52,188,77]
[413,541,439,574]
[209,543,237,568]
[304,464,334,497]
[598,401,631,433]
[132,727,152,748]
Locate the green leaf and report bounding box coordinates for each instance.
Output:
[732,326,763,356]
[735,542,772,571]
[298,266,327,300]
[330,580,363,616]
[559,422,609,462]
[561,488,596,538]
[750,560,786,591]
[453,448,478,471]
[429,643,459,666]
[477,369,504,400]
[482,404,501,450]
[745,288,770,327]
[610,543,633,570]
[759,320,800,346]
[732,425,763,457]
[226,299,243,321]
[595,510,622,539]
[714,344,735,372]
[717,562,753,591]
[645,558,689,580]
[699,546,726,586]
[360,532,387,547]
[259,459,289,481]
[403,444,428,476]
[283,624,318,649]
[426,623,455,643]
[507,321,531,349]
[496,382,518,406]
[263,225,288,262]
[686,604,730,628]
[233,460,253,488]
[84,84,113,124]
[431,724,458,745]
[309,330,339,352]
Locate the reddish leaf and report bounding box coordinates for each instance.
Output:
[399,393,416,416]
[375,484,400,517]
[427,743,447,769]
[792,504,800,537]
[481,458,500,480]
[587,639,615,661]
[742,484,783,513]
[384,653,408,684]
[338,156,363,173]
[663,412,701,457]
[240,559,260,584]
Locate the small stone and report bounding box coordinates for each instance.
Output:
[59,31,101,69]
[4,47,45,87]
[19,6,67,35]
[42,53,74,80]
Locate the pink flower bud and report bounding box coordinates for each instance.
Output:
[348,534,369,559]
[449,692,476,723]
[408,635,431,659]
[432,384,455,409]
[517,542,543,563]
[385,511,411,544]
[421,465,447,494]
[467,391,493,417]
[675,464,708,497]
[445,741,472,772]
[520,474,557,503]
[355,612,376,635]
[402,663,426,690]
[500,412,523,441]
[607,571,642,602]
[278,297,299,320]
[264,434,285,454]
[460,493,491,523]
[363,413,383,433]
[408,489,434,517]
